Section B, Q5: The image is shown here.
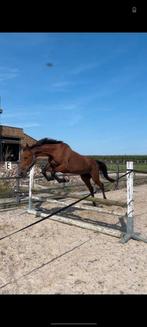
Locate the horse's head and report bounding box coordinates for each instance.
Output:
[18,144,35,178]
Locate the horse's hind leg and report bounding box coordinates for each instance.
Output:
[91,166,107,199]
[80,174,96,206]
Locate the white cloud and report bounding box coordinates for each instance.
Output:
[2,121,40,128]
[71,62,98,75]
[3,110,40,119]
[36,103,78,112]
[52,81,71,88]
[21,122,40,128]
[0,67,19,82]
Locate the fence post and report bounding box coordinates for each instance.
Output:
[16,177,20,205]
[28,166,34,211]
[16,163,20,205]
[116,160,119,190]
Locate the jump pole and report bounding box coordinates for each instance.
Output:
[27,167,122,238]
[27,163,147,243]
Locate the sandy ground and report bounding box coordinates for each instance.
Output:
[0,184,147,294]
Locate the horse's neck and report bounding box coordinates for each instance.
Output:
[32,144,55,158]
[32,147,46,158]
[32,142,70,159]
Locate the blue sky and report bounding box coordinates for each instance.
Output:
[0,32,147,155]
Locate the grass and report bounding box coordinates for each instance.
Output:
[106,163,147,173]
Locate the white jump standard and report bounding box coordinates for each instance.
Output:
[121,162,147,243]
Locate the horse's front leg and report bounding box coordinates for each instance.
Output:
[41,165,55,182]
[54,174,69,184]
[42,162,69,183]
[49,160,69,183]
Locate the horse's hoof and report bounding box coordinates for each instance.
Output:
[64,177,69,183]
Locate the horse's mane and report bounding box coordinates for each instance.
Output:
[29,138,63,149]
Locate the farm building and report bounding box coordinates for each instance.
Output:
[0,125,37,162]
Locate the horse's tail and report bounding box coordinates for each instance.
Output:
[96,160,115,183]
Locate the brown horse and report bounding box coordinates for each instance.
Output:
[18,138,115,205]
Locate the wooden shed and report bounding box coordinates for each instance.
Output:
[0,125,37,161]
